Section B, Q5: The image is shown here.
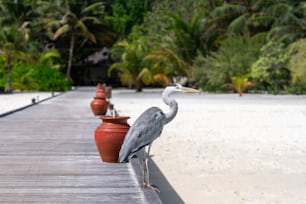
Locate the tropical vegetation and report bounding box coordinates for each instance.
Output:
[0,0,306,94]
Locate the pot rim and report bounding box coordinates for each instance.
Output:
[100,116,130,120]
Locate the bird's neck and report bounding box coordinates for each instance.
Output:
[162,91,178,125]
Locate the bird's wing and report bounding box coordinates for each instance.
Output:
[118,107,165,162]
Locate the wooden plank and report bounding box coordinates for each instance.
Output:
[0,156,130,175]
[0,195,143,203]
[0,191,143,203]
[0,88,161,204]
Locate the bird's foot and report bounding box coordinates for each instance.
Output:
[142,182,160,193]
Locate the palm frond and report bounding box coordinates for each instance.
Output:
[249,15,275,27]
[53,24,70,40]
[76,20,88,33]
[82,2,105,14]
[228,13,250,34]
[152,74,170,86]
[108,62,128,76]
[137,67,151,85]
[212,3,247,18]
[81,16,101,24]
[38,49,60,65]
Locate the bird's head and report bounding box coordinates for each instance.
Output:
[165,83,200,94]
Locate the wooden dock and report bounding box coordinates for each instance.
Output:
[0,88,161,203]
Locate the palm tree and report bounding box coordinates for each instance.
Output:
[0,24,31,92]
[109,39,147,91]
[144,13,207,84]
[109,38,169,91]
[168,12,206,63]
[0,0,45,92]
[51,1,105,80]
[145,47,189,80]
[212,1,306,44]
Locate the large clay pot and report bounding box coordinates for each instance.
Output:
[94,116,130,163]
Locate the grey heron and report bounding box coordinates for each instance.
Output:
[118,84,199,190]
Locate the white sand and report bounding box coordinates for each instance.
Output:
[0,92,58,115]
[111,89,306,204]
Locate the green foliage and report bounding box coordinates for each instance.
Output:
[50,1,106,80]
[0,56,6,86]
[110,0,151,37]
[0,23,32,92]
[168,12,207,63]
[11,63,70,91]
[0,46,69,91]
[32,64,70,91]
[139,8,211,85]
[11,63,37,90]
[1,61,70,92]
[1,0,306,93]
[109,35,170,91]
[251,41,290,93]
[266,1,306,44]
[193,35,264,90]
[145,47,188,78]
[109,38,150,91]
[286,39,306,92]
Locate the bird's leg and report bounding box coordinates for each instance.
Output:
[142,144,160,192]
[144,144,151,185]
[142,148,147,185]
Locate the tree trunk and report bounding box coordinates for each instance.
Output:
[6,54,12,93]
[66,33,75,81]
[135,80,143,92]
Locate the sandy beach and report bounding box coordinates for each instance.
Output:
[0,91,57,116]
[1,88,306,204]
[110,89,306,204]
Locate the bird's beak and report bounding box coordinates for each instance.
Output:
[180,86,200,93]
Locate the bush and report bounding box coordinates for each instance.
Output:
[11,63,70,91]
[33,64,70,91]
[251,41,290,94]
[286,39,306,90]
[193,35,264,91]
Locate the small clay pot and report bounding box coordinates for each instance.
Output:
[94,116,130,163]
[90,83,108,116]
[90,97,108,116]
[95,83,106,99]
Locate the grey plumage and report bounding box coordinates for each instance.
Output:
[118,84,198,163]
[118,107,165,162]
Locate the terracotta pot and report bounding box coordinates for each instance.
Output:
[90,97,108,116]
[90,83,109,116]
[94,116,130,163]
[95,83,106,99]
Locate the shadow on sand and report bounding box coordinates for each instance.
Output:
[148,157,185,204]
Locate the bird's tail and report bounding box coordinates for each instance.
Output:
[118,151,129,163]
